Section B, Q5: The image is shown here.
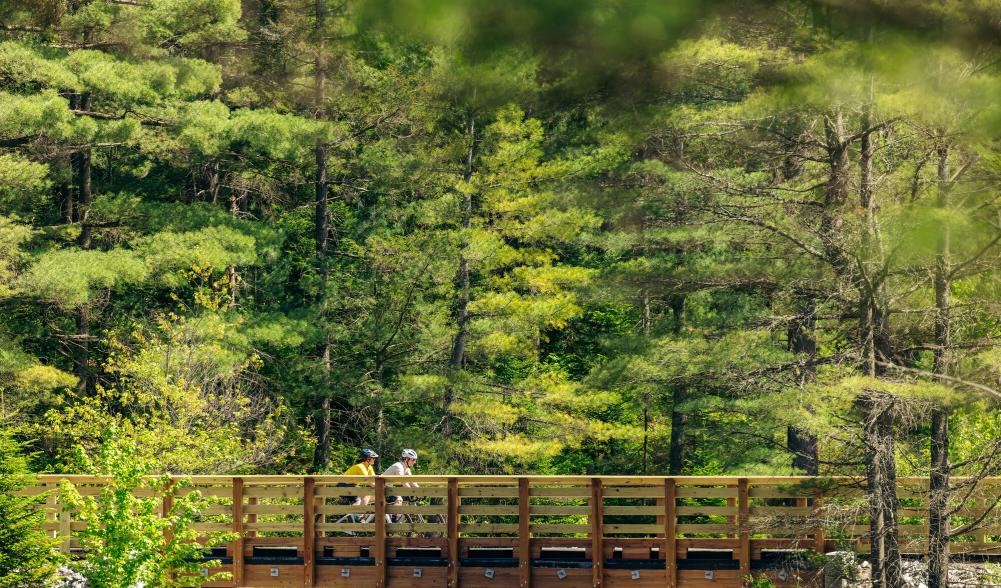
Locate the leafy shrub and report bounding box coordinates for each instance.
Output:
[59,431,236,588]
[744,573,777,588]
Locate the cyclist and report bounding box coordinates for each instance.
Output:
[383,449,420,523]
[383,449,420,506]
[343,448,378,506]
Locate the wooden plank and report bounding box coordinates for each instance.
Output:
[459,487,519,498]
[232,477,244,587]
[675,487,738,498]
[530,524,590,534]
[591,478,604,588]
[665,479,677,588]
[602,524,664,534]
[677,506,737,516]
[375,477,386,588]
[316,523,376,532]
[738,478,750,584]
[29,474,1001,485]
[243,486,306,499]
[519,478,531,588]
[749,507,812,516]
[243,504,305,516]
[304,477,316,587]
[601,486,665,498]
[448,477,460,588]
[459,505,519,516]
[530,486,591,497]
[676,524,738,534]
[387,504,448,515]
[243,522,304,532]
[459,523,520,534]
[528,505,590,515]
[603,506,661,516]
[386,523,448,533]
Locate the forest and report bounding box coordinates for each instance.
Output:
[1,0,1001,586]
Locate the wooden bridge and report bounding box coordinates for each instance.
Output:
[24,475,1001,587]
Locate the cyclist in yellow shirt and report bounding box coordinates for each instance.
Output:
[343,449,378,506]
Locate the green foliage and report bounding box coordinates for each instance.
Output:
[60,431,236,587]
[0,433,61,588]
[0,0,999,501]
[0,216,32,297]
[744,574,777,588]
[0,154,49,211]
[18,249,148,308]
[41,310,292,473]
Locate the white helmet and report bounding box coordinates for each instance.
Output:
[401,449,418,460]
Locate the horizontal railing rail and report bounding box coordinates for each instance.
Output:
[23,475,1001,588]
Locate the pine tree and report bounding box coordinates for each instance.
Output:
[0,434,60,588]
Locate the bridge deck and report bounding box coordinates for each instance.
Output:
[22,475,1001,587]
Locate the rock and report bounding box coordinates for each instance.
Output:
[53,566,86,588]
[824,551,863,588]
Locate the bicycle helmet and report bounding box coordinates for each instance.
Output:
[401,449,418,460]
[360,448,379,460]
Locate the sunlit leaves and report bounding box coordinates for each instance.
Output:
[18,249,148,308]
[0,41,78,90]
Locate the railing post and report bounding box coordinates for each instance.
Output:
[590,478,604,588]
[447,477,460,588]
[232,477,245,587]
[738,478,750,585]
[58,494,71,554]
[664,478,677,588]
[375,477,387,588]
[813,488,826,555]
[304,476,316,587]
[162,479,175,544]
[975,496,987,545]
[247,496,258,538]
[727,484,737,539]
[163,479,175,582]
[46,491,58,540]
[518,477,531,588]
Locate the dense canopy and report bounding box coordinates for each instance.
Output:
[2,1,1001,586]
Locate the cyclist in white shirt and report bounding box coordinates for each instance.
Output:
[383,449,420,507]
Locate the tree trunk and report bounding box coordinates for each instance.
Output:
[76,93,93,250]
[820,111,850,267]
[312,0,332,472]
[74,92,94,395]
[62,181,74,224]
[864,391,901,588]
[668,387,687,476]
[227,189,240,309]
[787,307,818,474]
[668,292,686,475]
[75,304,90,394]
[642,291,651,474]
[928,143,952,588]
[444,112,475,439]
[668,294,684,335]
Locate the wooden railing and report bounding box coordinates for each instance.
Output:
[22,475,1001,587]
